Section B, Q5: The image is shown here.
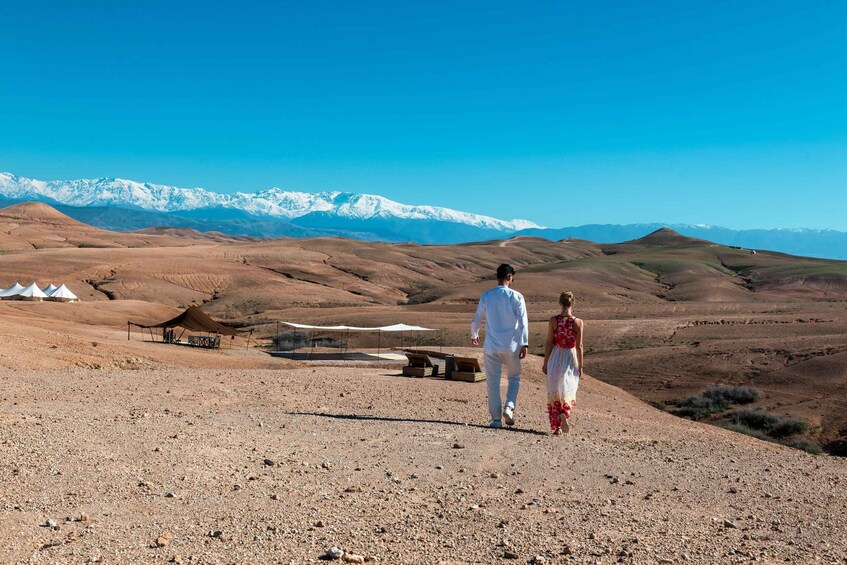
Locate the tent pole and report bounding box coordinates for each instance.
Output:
[276,322,279,352]
[127,322,130,341]
[377,330,381,361]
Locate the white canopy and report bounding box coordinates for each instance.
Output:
[48,284,78,301]
[0,282,26,298]
[18,283,48,298]
[282,322,436,332]
[43,283,59,295]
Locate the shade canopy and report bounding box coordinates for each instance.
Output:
[281,322,436,332]
[130,306,245,336]
[43,283,59,295]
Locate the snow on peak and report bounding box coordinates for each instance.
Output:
[0,173,542,231]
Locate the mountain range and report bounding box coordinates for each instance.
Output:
[1,172,846,259]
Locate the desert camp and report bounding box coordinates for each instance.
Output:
[0,281,79,302]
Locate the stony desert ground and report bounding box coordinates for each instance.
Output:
[3,356,847,564]
[1,202,847,563]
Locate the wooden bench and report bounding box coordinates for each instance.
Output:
[402,352,439,377]
[450,356,485,382]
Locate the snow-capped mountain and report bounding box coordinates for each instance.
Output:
[0,172,539,232]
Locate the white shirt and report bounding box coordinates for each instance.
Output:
[471,285,529,353]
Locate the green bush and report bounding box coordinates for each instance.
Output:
[781,438,823,455]
[732,409,808,438]
[673,386,760,420]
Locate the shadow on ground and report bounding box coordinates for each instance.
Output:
[286,412,549,436]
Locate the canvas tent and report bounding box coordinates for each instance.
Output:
[128,306,251,348]
[0,282,25,299]
[15,283,48,301]
[42,283,59,296]
[46,284,79,302]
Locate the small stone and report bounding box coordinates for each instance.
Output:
[264,458,275,467]
[75,513,90,523]
[321,461,331,469]
[208,530,223,539]
[315,520,325,528]
[435,465,444,470]
[453,443,465,449]
[544,507,558,514]
[155,532,174,547]
[531,556,546,564]
[562,544,573,555]
[164,492,176,498]
[45,518,58,528]
[325,546,344,560]
[270,493,279,500]
[724,519,739,529]
[503,550,519,559]
[342,554,365,564]
[490,473,500,479]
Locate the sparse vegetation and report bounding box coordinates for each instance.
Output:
[731,409,808,438]
[671,386,759,420]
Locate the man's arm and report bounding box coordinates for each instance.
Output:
[516,293,529,358]
[471,295,485,345]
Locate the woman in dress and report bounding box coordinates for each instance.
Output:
[542,291,584,435]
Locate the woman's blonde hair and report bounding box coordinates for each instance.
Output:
[559,291,575,309]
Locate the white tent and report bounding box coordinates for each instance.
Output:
[0,282,25,299]
[15,283,48,301]
[281,322,436,332]
[46,284,79,302]
[42,283,59,296]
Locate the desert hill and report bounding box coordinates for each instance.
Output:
[1,206,846,453]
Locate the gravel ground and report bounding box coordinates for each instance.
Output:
[1,357,846,564]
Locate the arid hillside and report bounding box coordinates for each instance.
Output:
[1,202,846,453]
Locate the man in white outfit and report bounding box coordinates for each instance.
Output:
[471,263,529,428]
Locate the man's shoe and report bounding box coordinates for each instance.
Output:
[503,404,515,427]
[490,419,503,429]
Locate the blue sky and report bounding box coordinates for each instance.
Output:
[2,1,846,229]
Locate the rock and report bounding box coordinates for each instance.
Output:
[325,546,344,560]
[321,461,332,470]
[342,553,365,564]
[75,513,90,523]
[45,518,58,528]
[503,550,519,559]
[164,491,176,498]
[264,458,275,466]
[490,473,500,479]
[562,544,573,555]
[435,465,444,470]
[208,530,223,539]
[531,556,546,564]
[315,520,325,528]
[155,532,174,547]
[724,519,739,529]
[453,443,465,449]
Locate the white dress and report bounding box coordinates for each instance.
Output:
[546,315,580,430]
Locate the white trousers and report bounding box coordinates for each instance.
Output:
[484,351,522,422]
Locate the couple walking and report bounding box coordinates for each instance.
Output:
[471,264,584,435]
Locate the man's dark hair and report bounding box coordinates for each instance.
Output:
[496,263,516,281]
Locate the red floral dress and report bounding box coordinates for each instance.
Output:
[546,315,580,431]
